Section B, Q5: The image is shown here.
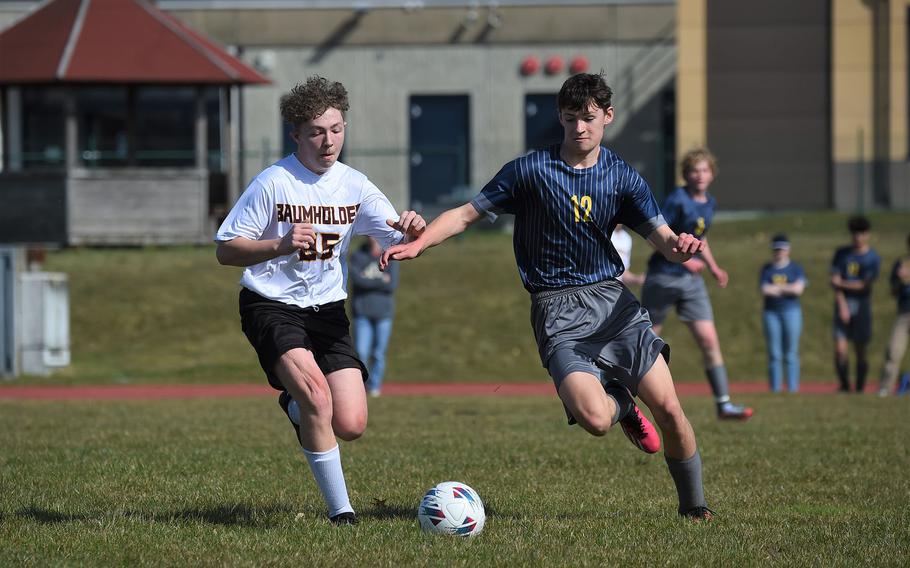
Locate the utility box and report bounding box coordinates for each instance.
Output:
[20,272,70,375]
[0,246,71,378]
[0,247,21,377]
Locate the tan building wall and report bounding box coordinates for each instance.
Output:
[675,0,706,171]
[676,0,909,210]
[831,0,909,210]
[891,0,908,162]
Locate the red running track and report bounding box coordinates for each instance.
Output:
[0,381,838,400]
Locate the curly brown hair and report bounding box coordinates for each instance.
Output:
[280,76,350,127]
[680,147,718,177]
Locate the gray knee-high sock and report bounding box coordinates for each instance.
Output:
[705,365,730,404]
[666,449,707,514]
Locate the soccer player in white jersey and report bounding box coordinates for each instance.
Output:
[382,73,714,520]
[611,224,645,286]
[215,77,426,525]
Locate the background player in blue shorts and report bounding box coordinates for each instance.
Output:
[640,149,753,420]
[831,216,881,393]
[382,73,714,520]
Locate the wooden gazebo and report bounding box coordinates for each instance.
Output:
[0,0,269,245]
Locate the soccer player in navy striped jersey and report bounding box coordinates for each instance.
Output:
[382,73,714,520]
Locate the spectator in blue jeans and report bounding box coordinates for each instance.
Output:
[350,237,399,397]
[759,234,807,392]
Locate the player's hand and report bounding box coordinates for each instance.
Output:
[838,304,851,324]
[683,258,706,273]
[387,211,427,242]
[379,241,423,270]
[673,232,705,258]
[278,223,316,255]
[712,267,729,288]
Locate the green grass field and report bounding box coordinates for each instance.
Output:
[2,393,909,566]
[3,211,910,566]
[20,210,910,388]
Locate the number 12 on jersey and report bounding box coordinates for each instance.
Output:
[571,195,592,222]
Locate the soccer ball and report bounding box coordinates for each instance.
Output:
[417,481,486,537]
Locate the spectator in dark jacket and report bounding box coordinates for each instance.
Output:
[349,237,399,396]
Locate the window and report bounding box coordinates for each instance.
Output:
[206,87,223,172]
[524,93,562,153]
[408,95,470,209]
[77,86,128,168]
[134,86,195,167]
[13,86,223,171]
[21,87,66,169]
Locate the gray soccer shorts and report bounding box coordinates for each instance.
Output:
[530,279,669,423]
[640,271,715,326]
[833,297,873,344]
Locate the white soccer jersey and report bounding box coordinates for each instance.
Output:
[215,154,405,309]
[610,226,633,271]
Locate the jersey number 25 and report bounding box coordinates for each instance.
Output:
[299,232,341,261]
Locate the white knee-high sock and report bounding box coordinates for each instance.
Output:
[302,445,354,517]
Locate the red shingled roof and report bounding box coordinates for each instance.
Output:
[0,0,269,84]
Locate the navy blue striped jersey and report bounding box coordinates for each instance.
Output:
[470,145,666,293]
[647,187,716,276]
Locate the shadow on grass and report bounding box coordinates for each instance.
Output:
[151,502,297,527]
[361,498,415,521]
[17,502,299,528]
[16,506,92,524]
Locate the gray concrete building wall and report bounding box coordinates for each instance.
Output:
[240,40,676,211]
[67,170,209,245]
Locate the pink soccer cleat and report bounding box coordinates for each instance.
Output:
[717,401,754,421]
[620,405,661,454]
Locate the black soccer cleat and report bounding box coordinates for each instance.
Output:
[680,506,715,522]
[278,391,303,446]
[329,511,358,525]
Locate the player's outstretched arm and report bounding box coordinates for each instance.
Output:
[216,224,316,267]
[698,238,729,288]
[386,210,427,243]
[380,203,482,270]
[646,224,705,264]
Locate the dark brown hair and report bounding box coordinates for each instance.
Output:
[557,72,613,113]
[847,216,870,233]
[280,76,349,127]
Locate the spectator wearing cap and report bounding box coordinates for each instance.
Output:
[759,234,807,392]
